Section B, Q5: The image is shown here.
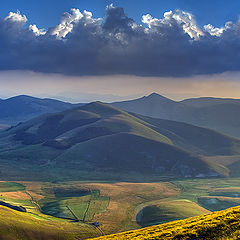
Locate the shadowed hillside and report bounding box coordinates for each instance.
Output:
[112,93,240,138]
[0,95,82,125]
[181,97,240,108]
[112,93,192,121]
[0,102,239,180]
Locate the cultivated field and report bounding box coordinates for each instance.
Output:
[1,178,240,238]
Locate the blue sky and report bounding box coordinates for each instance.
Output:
[0,0,240,28]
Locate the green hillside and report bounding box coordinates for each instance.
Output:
[136,199,210,227]
[137,114,240,156]
[0,101,239,180]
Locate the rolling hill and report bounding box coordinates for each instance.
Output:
[0,102,239,180]
[181,97,240,108]
[112,93,192,122]
[112,93,240,138]
[0,95,82,126]
[91,206,240,240]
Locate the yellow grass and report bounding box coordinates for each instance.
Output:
[0,205,99,240]
[90,206,240,240]
[80,182,179,233]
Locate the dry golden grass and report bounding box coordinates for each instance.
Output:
[90,206,240,240]
[0,191,31,200]
[79,182,179,234]
[19,181,45,201]
[0,205,99,240]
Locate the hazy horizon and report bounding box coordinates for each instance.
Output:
[2,70,240,103]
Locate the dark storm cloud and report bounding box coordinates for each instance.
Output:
[0,5,240,77]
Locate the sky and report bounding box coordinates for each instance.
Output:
[1,0,240,102]
[1,0,240,28]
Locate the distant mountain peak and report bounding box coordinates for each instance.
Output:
[147,92,163,98]
[8,95,37,100]
[144,92,176,103]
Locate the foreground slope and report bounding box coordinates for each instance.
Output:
[0,102,240,180]
[0,205,98,240]
[91,206,240,240]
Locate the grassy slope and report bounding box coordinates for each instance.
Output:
[35,178,240,237]
[3,179,240,238]
[0,206,98,240]
[24,181,180,234]
[34,180,240,235]
[137,114,240,156]
[91,206,240,240]
[0,101,240,181]
[137,199,210,227]
[0,102,225,180]
[2,178,240,239]
[81,182,179,234]
[0,181,100,240]
[0,182,25,192]
[0,181,181,236]
[54,132,210,178]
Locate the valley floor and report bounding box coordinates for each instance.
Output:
[1,178,240,239]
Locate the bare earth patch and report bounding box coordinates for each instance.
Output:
[0,191,30,200]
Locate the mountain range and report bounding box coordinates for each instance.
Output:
[0,101,240,181]
[2,93,240,139]
[0,95,81,126]
[112,93,240,138]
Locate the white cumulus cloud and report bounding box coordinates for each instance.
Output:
[0,5,240,77]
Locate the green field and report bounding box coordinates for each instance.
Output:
[1,178,240,239]
[133,177,240,231]
[0,181,99,240]
[41,188,109,222]
[0,182,25,192]
[137,199,210,227]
